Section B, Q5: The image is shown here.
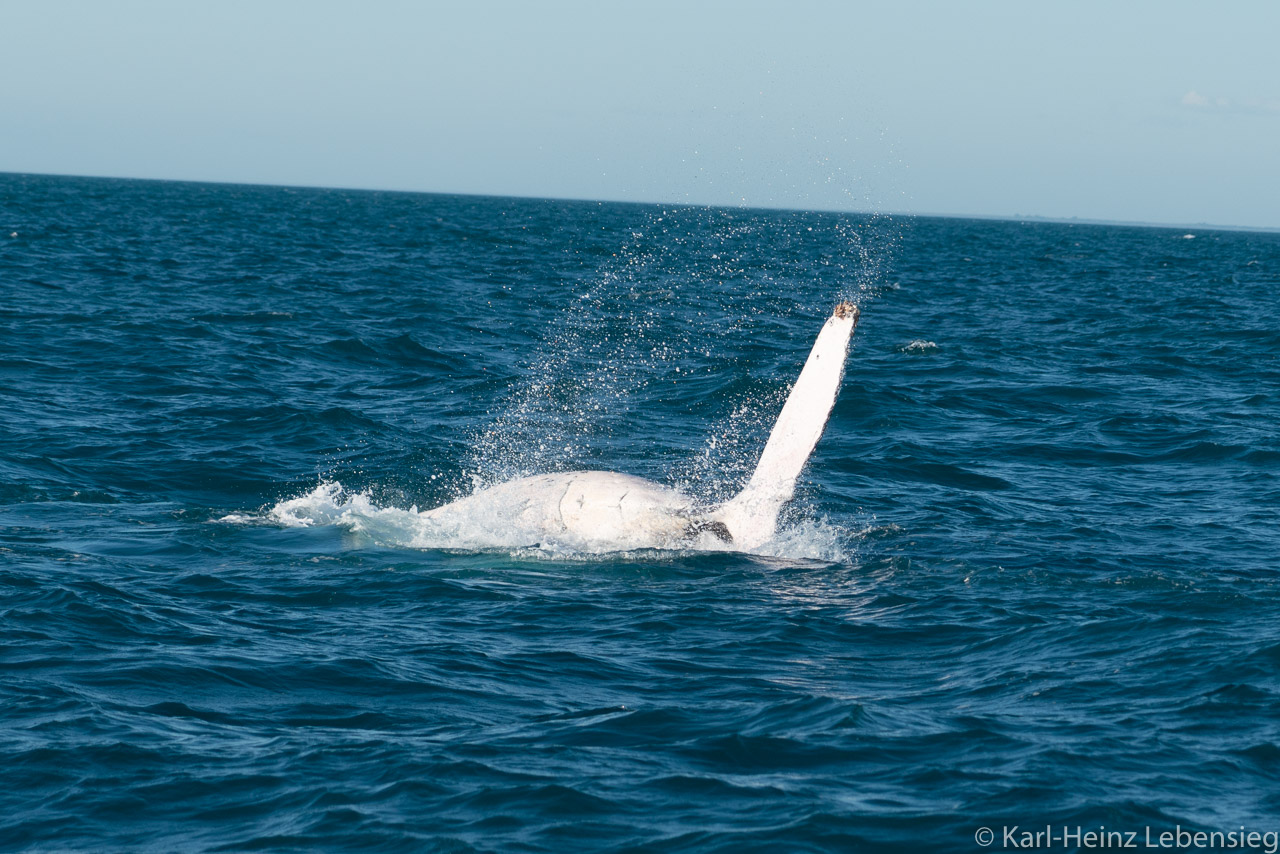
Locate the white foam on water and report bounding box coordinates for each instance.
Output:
[257,480,852,563]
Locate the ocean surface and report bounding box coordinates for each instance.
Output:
[2,172,1279,853]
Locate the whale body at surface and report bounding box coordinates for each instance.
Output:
[419,471,718,552]
[422,303,860,554]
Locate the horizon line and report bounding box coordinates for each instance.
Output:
[3,168,1277,236]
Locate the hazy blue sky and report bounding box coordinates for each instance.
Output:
[2,1,1277,227]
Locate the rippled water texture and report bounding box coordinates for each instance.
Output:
[2,174,1279,852]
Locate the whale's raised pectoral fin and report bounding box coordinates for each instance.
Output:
[714,302,858,550]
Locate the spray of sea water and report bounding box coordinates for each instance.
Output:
[262,205,898,561]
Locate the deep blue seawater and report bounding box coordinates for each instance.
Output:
[2,172,1279,852]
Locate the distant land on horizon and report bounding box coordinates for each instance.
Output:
[4,169,1277,237]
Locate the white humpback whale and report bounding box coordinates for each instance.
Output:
[422,303,859,553]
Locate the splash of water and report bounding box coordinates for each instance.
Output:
[267,207,897,562]
[258,480,854,562]
[467,206,897,496]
